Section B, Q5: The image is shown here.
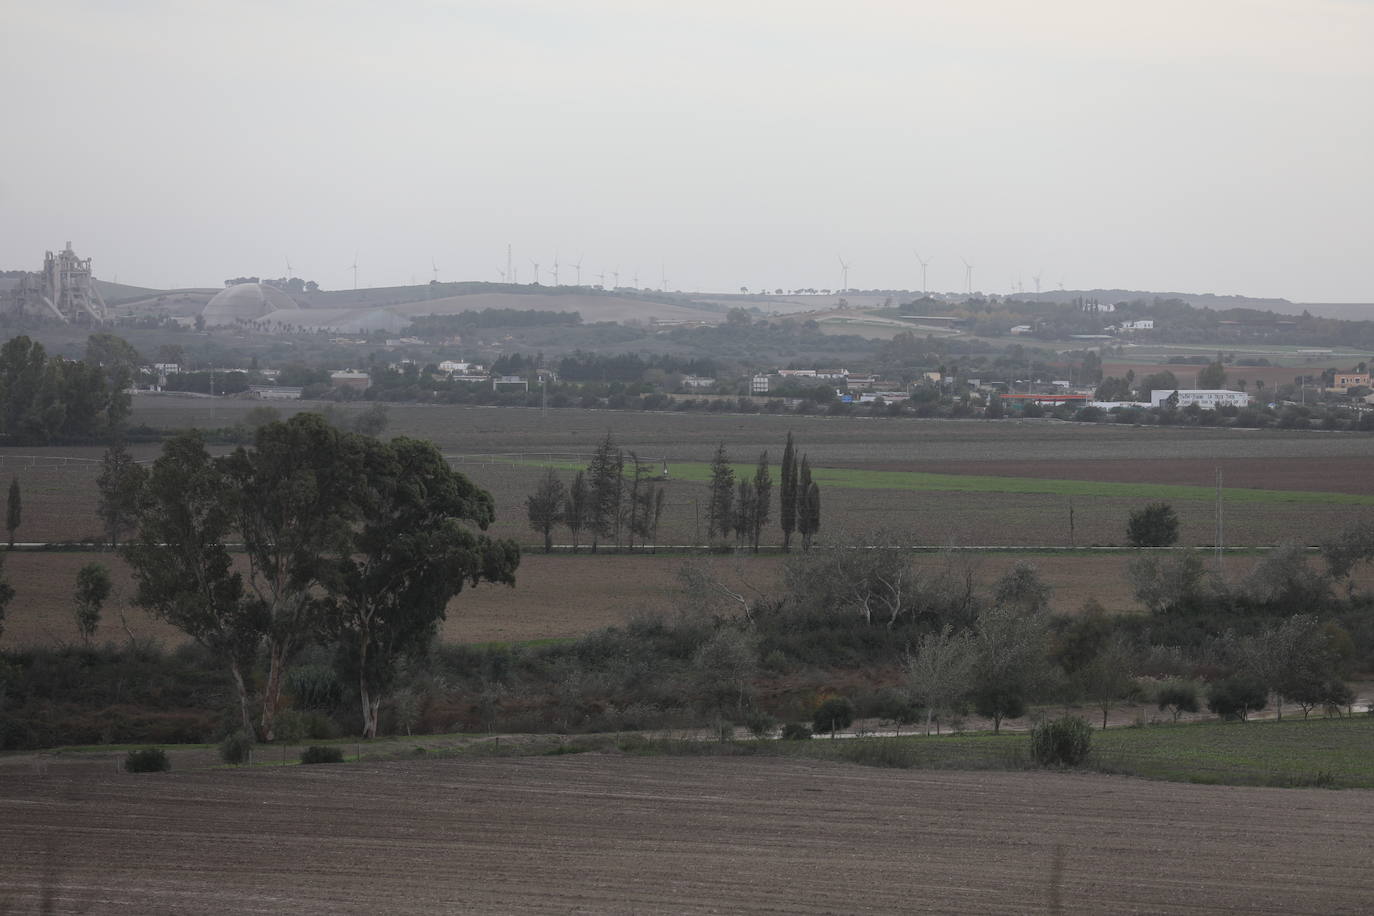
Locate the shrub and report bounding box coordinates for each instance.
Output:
[1206,676,1267,721]
[285,664,344,711]
[299,745,345,765]
[125,747,171,773]
[812,696,856,735]
[220,730,255,765]
[780,723,813,740]
[744,709,778,739]
[1030,716,1093,767]
[1155,680,1200,722]
[1127,502,1179,547]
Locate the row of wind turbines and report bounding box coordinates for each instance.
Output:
[835,252,1062,298]
[495,247,669,292]
[284,250,664,293]
[303,249,1061,296]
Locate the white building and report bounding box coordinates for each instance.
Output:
[751,375,770,394]
[438,360,482,374]
[1119,319,1155,331]
[681,375,716,390]
[1150,389,1249,408]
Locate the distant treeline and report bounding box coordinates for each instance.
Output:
[919,294,1374,349]
[0,335,132,445]
[556,351,720,382]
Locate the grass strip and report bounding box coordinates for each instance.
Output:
[614,715,1374,788]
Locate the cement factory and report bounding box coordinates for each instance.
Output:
[0,242,108,323]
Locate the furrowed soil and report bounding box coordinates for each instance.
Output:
[3,755,1371,915]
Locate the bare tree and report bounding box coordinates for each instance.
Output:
[906,625,975,734]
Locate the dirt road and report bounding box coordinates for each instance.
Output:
[3,754,1371,914]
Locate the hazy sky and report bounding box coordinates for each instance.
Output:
[3,0,1372,302]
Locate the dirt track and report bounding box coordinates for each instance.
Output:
[3,755,1372,914]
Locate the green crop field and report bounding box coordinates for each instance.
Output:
[1090,714,1374,786]
[646,714,1374,789]
[506,457,1374,506]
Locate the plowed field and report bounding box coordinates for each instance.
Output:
[3,755,1371,914]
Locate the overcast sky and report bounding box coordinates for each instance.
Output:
[3,0,1371,302]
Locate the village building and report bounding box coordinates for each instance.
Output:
[329,370,372,391]
[1149,389,1249,408]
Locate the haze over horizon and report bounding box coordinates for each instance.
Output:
[3,1,1372,304]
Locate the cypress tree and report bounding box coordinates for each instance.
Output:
[587,431,623,552]
[779,432,797,551]
[706,442,735,543]
[751,450,771,553]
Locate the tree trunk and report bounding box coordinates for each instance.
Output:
[544,527,553,553]
[229,660,255,738]
[360,673,381,740]
[260,640,291,742]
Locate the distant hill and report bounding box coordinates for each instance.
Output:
[1017,289,1296,311]
[93,279,169,304]
[1295,302,1374,322]
[288,282,727,325]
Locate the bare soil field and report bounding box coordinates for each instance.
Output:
[7,551,1360,648]
[4,403,1369,646]
[3,754,1371,914]
[17,408,1372,551]
[848,456,1374,495]
[126,398,1374,463]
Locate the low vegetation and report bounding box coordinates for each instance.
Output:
[124,746,171,773]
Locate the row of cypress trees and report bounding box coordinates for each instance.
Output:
[707,431,820,552]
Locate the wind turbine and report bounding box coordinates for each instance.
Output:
[530,260,540,285]
[432,258,439,283]
[1032,270,1043,297]
[596,269,606,288]
[572,255,583,286]
[350,252,359,290]
[959,256,974,296]
[837,256,851,293]
[660,262,668,291]
[611,267,620,288]
[285,256,293,279]
[552,253,560,287]
[632,268,640,289]
[914,251,931,298]
[496,267,507,282]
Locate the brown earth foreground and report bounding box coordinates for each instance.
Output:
[3,755,1372,915]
